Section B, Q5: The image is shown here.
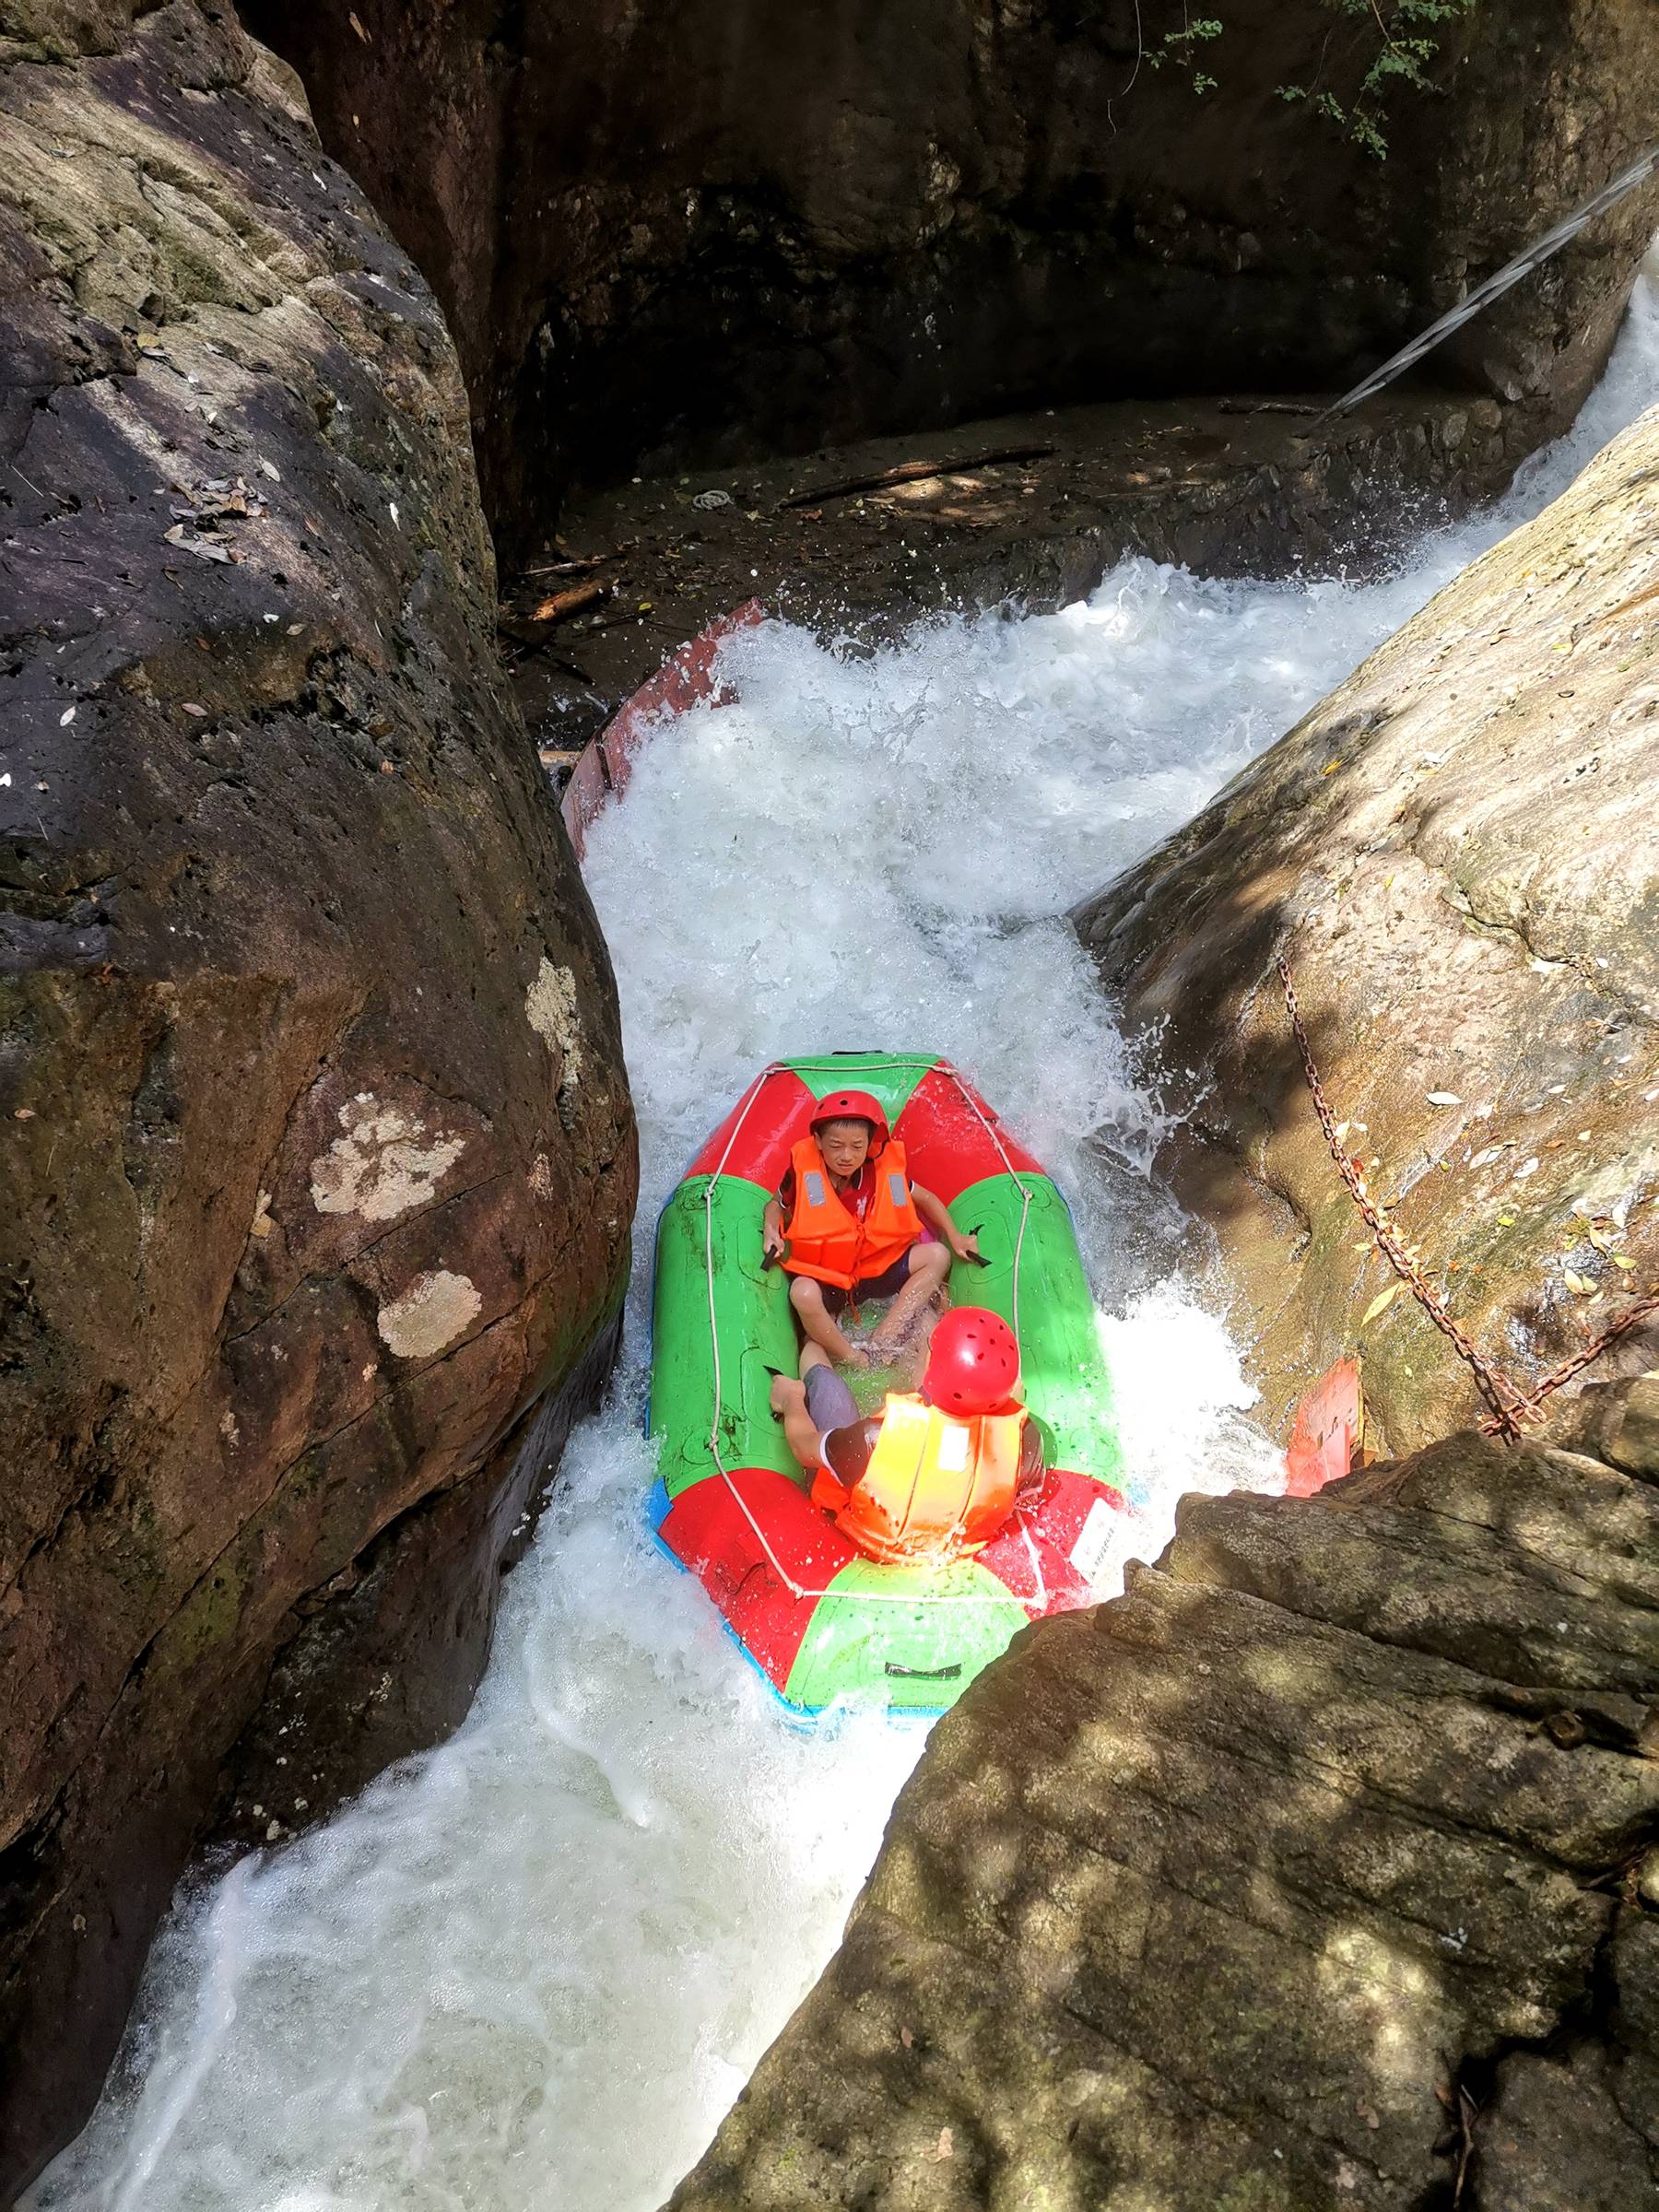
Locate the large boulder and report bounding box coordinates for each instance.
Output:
[0,3,635,2193]
[245,0,1659,551]
[665,1394,1659,2209]
[1076,400,1659,1455]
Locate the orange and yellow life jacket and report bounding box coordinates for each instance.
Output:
[812,1392,1026,1564]
[780,1135,923,1289]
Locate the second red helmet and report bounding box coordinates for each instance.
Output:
[922,1306,1021,1416]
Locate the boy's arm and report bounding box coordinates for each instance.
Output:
[762,1195,787,1260]
[912,1182,979,1262]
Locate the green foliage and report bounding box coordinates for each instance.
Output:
[1145,14,1225,98]
[1157,0,1480,155]
[1285,0,1479,156]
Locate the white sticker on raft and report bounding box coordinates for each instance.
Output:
[935,1425,970,1473]
[375,1267,482,1359]
[1068,1496,1119,1584]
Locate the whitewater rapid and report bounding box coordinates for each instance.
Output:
[34,263,1659,2212]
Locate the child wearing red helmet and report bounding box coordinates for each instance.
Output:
[761,1088,978,1367]
[770,1306,1045,1563]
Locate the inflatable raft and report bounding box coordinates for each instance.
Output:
[648,1053,1129,1717]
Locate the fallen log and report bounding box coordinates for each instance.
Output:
[777,444,1055,510]
[529,579,611,624]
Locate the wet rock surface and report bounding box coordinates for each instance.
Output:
[250,0,1659,553]
[0,4,635,2192]
[665,1406,1659,2210]
[1075,399,1659,1456]
[506,387,1522,754]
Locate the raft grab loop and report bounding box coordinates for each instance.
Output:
[699,1059,1048,1609]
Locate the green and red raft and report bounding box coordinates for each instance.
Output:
[648,1053,1132,1717]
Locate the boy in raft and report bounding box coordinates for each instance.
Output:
[761,1088,978,1367]
[769,1307,1045,1563]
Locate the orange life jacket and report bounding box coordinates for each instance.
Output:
[812,1392,1026,1563]
[780,1135,923,1289]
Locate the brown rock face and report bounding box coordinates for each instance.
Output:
[518,388,1534,750]
[247,0,1659,553]
[665,1418,1659,2210]
[0,4,635,2194]
[1075,401,1659,1456]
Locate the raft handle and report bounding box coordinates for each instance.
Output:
[883,1660,963,1681]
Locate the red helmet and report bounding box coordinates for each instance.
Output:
[922,1307,1021,1416]
[808,1088,891,1149]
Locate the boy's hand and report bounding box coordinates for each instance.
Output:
[947,1229,981,1264]
[763,1227,788,1263]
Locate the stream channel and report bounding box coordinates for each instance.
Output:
[33,260,1659,2212]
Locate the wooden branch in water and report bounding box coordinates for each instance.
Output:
[528,580,611,624]
[777,444,1055,510]
[520,545,631,579]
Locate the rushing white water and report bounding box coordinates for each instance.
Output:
[35,262,1659,2212]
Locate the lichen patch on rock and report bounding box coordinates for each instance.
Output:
[526,957,583,1083]
[374,1268,484,1360]
[309,1096,465,1222]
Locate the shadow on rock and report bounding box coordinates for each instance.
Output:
[665,1386,1659,2210]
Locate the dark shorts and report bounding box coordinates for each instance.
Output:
[818,1251,913,1317]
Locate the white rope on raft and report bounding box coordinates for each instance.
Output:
[696,1058,1049,1610]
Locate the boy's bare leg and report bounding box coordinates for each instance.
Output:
[869,1241,950,1353]
[789,1274,865,1366]
[901,1300,941,1387]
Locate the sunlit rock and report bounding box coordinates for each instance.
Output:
[1076,400,1659,1453]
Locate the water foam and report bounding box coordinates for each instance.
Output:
[34,261,1659,2212]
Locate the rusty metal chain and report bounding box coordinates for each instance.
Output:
[1476,1294,1659,1436]
[1277,959,1530,1437]
[1277,958,1659,1443]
